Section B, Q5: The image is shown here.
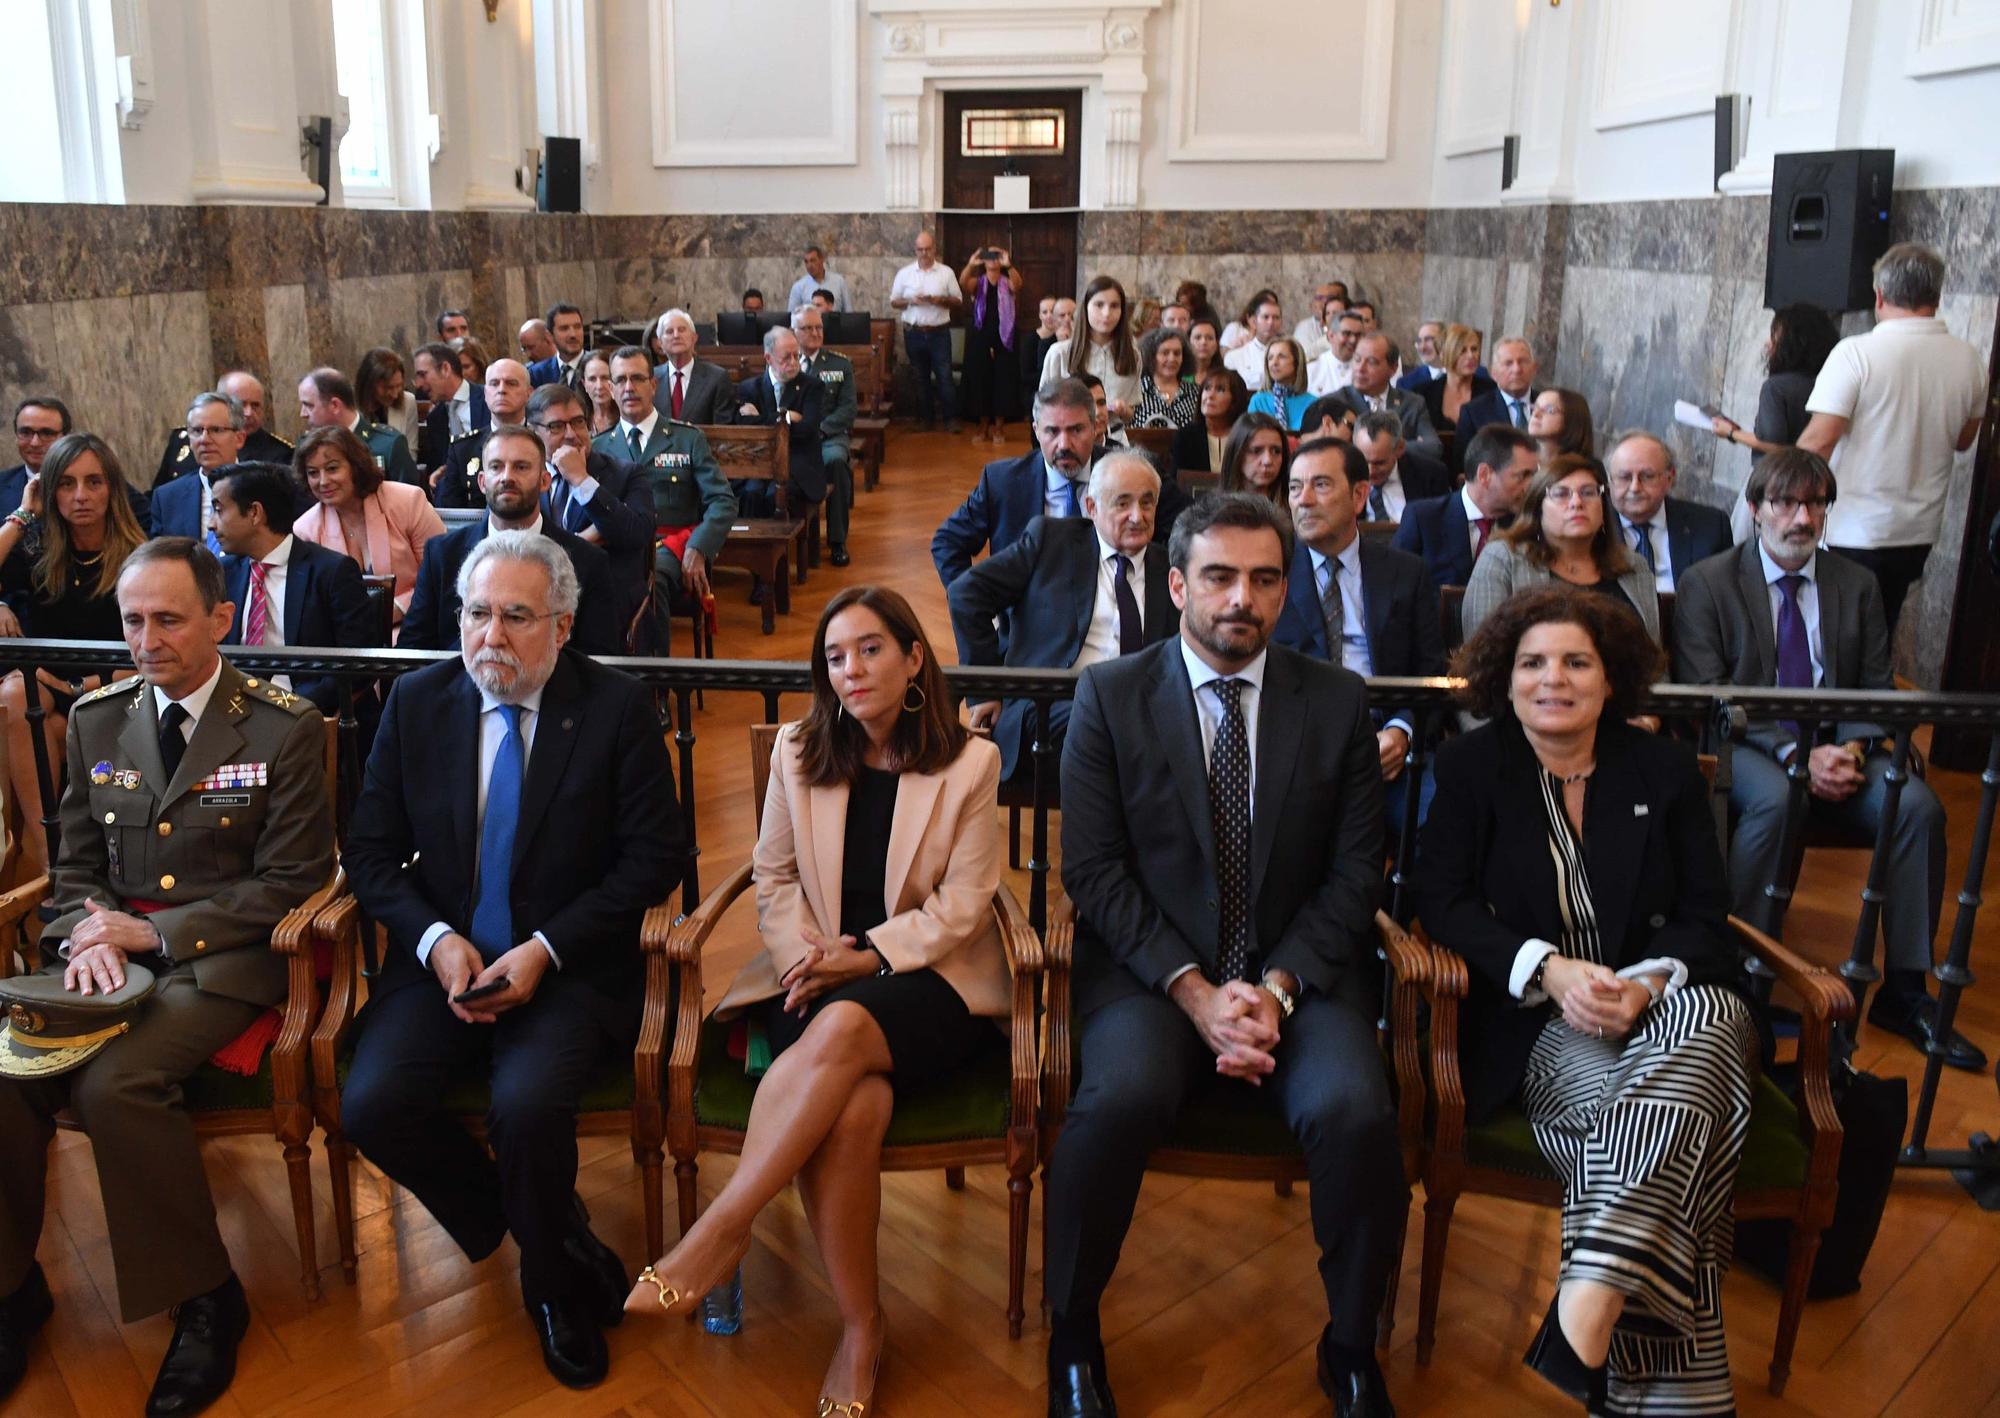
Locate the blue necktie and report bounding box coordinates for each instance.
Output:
[470,704,524,959]
[1629,521,1656,572]
[1064,479,1081,517]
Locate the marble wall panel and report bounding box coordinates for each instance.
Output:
[1565,198,1719,275]
[0,303,61,434]
[1556,266,1718,482]
[1500,262,1536,351]
[1419,255,1500,350]
[262,284,312,445]
[1707,276,1772,508]
[36,292,211,480]
[325,271,475,379]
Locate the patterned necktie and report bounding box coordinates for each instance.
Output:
[1630,521,1657,572]
[158,702,189,781]
[1472,516,1493,557]
[1509,397,1528,429]
[1272,385,1289,427]
[1113,555,1143,655]
[1319,557,1344,659]
[1209,679,1252,982]
[470,705,524,960]
[1369,484,1390,522]
[1775,574,1813,748]
[245,561,273,647]
[671,369,685,419]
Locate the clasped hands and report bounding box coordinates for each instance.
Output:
[429,933,550,1024]
[1542,955,1653,1041]
[1170,971,1283,1084]
[62,899,162,995]
[779,925,879,1016]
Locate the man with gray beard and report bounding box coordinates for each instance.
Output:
[340,531,685,1389]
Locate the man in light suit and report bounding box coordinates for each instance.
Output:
[732,325,825,519]
[1044,492,1403,1418]
[298,367,421,488]
[1325,334,1440,458]
[152,392,245,550]
[1453,337,1540,452]
[947,452,1179,780]
[1673,448,1978,1070]
[1353,410,1452,525]
[1605,430,1733,593]
[650,308,739,426]
[1393,424,1538,590]
[415,342,490,470]
[341,531,684,1389]
[793,304,857,566]
[526,303,589,391]
[931,377,1096,590]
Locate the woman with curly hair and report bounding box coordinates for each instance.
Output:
[1132,327,1200,429]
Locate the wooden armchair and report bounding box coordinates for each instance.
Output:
[1040,899,1430,1347]
[659,723,1047,1337]
[1413,915,1851,1396]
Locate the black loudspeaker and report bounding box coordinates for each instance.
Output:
[538,136,581,212]
[1766,148,1894,312]
[301,115,332,206]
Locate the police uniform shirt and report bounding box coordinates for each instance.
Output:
[618,407,661,460]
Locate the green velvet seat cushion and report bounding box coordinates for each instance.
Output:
[327,1039,637,1114]
[182,1058,280,1112]
[692,1018,1011,1146]
[1464,1071,1810,1193]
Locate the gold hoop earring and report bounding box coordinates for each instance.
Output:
[902,681,926,713]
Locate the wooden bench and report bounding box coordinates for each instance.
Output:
[710,343,888,496]
[699,423,803,635]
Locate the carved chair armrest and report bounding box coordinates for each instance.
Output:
[1042,898,1075,1135]
[990,884,1043,1136]
[1727,915,1852,1160]
[632,892,682,1141]
[1378,911,1429,1183]
[309,886,362,1089]
[664,860,758,1123]
[1417,929,1470,1161]
[0,876,51,978]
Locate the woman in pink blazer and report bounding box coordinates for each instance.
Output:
[290,424,444,634]
[628,586,1007,1415]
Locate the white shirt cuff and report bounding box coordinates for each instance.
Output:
[1510,940,1558,1003]
[1384,717,1414,743]
[1617,957,1687,999]
[533,931,561,969]
[417,921,451,967]
[569,475,601,507]
[1164,963,1202,991]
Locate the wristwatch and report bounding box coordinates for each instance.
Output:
[1259,972,1296,1020]
[861,932,893,977]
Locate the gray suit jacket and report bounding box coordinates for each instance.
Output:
[1671,541,1891,758]
[1462,539,1660,645]
[651,358,739,426]
[1328,384,1442,457]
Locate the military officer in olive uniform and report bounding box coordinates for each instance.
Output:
[791,304,858,565]
[592,346,735,648]
[155,372,293,490]
[298,366,422,488]
[0,538,334,1414]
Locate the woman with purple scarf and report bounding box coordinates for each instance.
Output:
[958,245,1025,442]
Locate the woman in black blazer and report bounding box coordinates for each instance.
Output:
[1415,585,1755,1417]
[1168,366,1247,475]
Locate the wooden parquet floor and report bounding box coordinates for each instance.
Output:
[26,425,2000,1416]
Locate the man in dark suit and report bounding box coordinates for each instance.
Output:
[340,530,684,1389]
[435,359,533,509]
[947,452,1179,780]
[931,377,1096,590]
[152,392,247,550]
[1606,430,1733,594]
[1278,438,1445,837]
[415,341,491,470]
[1452,336,1540,453]
[1044,491,1404,1418]
[155,373,292,490]
[1352,409,1451,524]
[212,461,381,710]
[400,426,622,657]
[650,308,739,426]
[526,303,589,391]
[1326,334,1440,457]
[1,397,68,520]
[529,383,654,649]
[297,366,421,488]
[731,325,824,518]
[1393,423,1538,589]
[1673,449,1976,1070]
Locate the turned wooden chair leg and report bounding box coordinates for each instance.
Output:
[674,1157,699,1237]
[283,1137,320,1302]
[326,1126,359,1282]
[1007,1168,1032,1340]
[945,1166,966,1191]
[1769,1218,1824,1396]
[1273,1179,1294,1198]
[1415,1188,1458,1366]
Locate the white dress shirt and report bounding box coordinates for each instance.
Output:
[1072,534,1147,672]
[788,270,851,311]
[1305,349,1355,397]
[1307,542,1415,740]
[241,534,296,692]
[1223,339,1271,391]
[1617,511,1675,592]
[1180,638,1267,805]
[1043,458,1087,519]
[1367,471,1408,523]
[416,684,560,969]
[151,658,225,749]
[1459,486,1490,562]
[1292,317,1331,362]
[890,261,958,327]
[618,408,661,454]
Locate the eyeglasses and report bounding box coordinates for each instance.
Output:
[457,606,561,632]
[610,375,651,388]
[1764,495,1829,517]
[531,416,593,435]
[14,427,61,442]
[1609,470,1667,487]
[1544,485,1603,505]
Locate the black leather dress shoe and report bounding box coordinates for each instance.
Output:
[146,1273,249,1417]
[0,1263,53,1400]
[529,1297,608,1389]
[1316,1329,1396,1418]
[1521,1294,1606,1412]
[1869,994,1989,1071]
[562,1193,628,1330]
[830,544,850,567]
[1046,1361,1113,1418]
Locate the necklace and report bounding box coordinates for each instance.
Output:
[71,549,104,567]
[1554,764,1595,785]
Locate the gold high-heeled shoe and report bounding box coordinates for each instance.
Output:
[815,1401,865,1417]
[628,1264,687,1319]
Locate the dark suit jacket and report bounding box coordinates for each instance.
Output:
[149,471,207,539]
[431,430,492,510]
[1326,385,1441,455]
[1392,491,1507,589]
[946,517,1178,778]
[651,359,738,426]
[221,538,382,710]
[398,516,621,657]
[344,650,684,1010]
[1414,718,1741,1121]
[1617,496,1731,586]
[1060,639,1385,1016]
[1453,386,1538,458]
[418,385,490,470]
[1169,420,1218,475]
[1369,451,1453,516]
[1421,375,1497,476]
[154,426,294,491]
[526,354,586,391]
[1671,541,1891,758]
[733,372,826,502]
[930,451,1068,589]
[546,450,656,638]
[1273,538,1443,733]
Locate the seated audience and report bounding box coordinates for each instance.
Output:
[0,432,148,877]
[741,289,766,316]
[1296,395,1358,444]
[1220,290,1283,389]
[436,358,532,509]
[342,531,682,1390]
[1710,302,1840,461]
[1454,337,1541,451]
[452,335,493,386]
[732,326,825,519]
[1325,335,1441,457]
[787,243,851,312]
[1394,424,1538,589]
[520,321,557,365]
[152,392,245,549]
[402,426,619,656]
[581,351,619,437]
[628,586,1003,1418]
[1531,387,1596,465]
[1133,328,1199,429]
[1352,410,1452,524]
[0,536,332,1416]
[298,366,421,488]
[4,398,69,518]
[1416,585,1756,1417]
[1463,453,1659,645]
[1294,282,1344,361]
[651,309,739,425]
[356,347,420,449]
[1672,448,1976,1069]
[1396,319,1448,389]
[527,302,589,391]
[154,373,291,490]
[437,307,471,341]
[291,424,446,631]
[529,382,655,641]
[1041,276,1142,421]
[1246,338,1312,430]
[1306,310,1367,396]
[414,340,490,470]
[932,378,1097,590]
[1605,430,1731,594]
[1028,295,1061,387]
[958,246,1022,444]
[1420,324,1496,476]
[947,452,1177,779]
[1185,313,1223,386]
[1158,302,1192,335]
[1168,368,1247,477]
[1217,412,1290,507]
[794,306,858,566]
[1044,490,1404,1418]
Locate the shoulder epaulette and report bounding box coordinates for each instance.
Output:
[72,677,146,709]
[236,677,314,715]
[667,418,699,429]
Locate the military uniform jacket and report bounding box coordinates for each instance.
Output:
[45,661,335,1008]
[591,419,737,562]
[803,349,857,449]
[155,426,294,487]
[355,415,422,489]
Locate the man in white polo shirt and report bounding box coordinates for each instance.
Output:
[889,230,962,433]
[1797,242,1986,630]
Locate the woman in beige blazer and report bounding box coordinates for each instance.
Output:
[628,585,1007,1415]
[290,425,445,634]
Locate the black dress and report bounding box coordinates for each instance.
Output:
[761,765,988,1080]
[960,279,1020,422]
[2,551,122,712]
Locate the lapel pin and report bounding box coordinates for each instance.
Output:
[1633,804,1649,816]
[563,718,575,730]
[90,761,113,786]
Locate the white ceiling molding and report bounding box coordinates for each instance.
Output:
[649,0,857,166]
[1166,0,1395,162]
[1590,0,1733,132]
[1906,0,2000,78]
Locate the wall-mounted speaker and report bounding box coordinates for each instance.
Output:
[1501,134,1520,191]
[301,115,332,206]
[1766,148,1894,312]
[538,136,581,213]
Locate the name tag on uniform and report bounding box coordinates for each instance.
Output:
[199,793,252,807]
